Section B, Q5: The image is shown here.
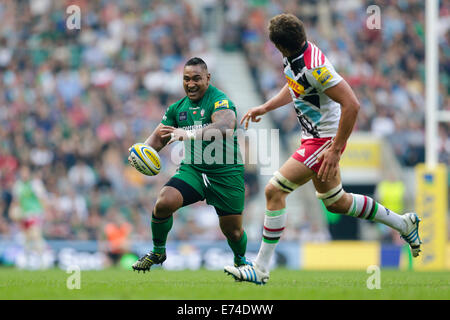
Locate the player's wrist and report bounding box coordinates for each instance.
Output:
[259,103,270,114]
[186,130,196,140]
[329,144,343,154]
[185,129,201,140]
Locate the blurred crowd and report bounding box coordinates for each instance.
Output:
[0,0,449,256]
[221,0,450,166]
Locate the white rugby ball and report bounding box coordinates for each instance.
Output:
[129,143,161,176]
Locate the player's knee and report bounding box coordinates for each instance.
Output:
[223,227,243,242]
[154,189,181,217]
[264,183,285,202]
[317,184,350,214]
[154,199,174,218]
[265,171,298,203]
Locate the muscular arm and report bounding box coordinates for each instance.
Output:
[197,109,236,139]
[128,124,170,169]
[324,79,360,152]
[144,124,172,152]
[159,109,236,143]
[316,79,360,182]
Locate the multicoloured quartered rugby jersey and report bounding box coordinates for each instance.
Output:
[283,41,343,139]
[161,84,243,175]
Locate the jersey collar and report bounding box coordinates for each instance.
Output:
[286,41,309,63]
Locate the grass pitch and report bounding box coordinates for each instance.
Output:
[0,267,449,300]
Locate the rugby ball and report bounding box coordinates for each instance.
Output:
[129,143,161,176]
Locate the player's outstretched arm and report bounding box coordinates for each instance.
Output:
[240,84,291,129]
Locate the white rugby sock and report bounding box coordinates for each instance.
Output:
[347,193,406,233]
[255,208,287,273]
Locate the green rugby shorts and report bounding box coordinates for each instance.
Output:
[166,164,245,215]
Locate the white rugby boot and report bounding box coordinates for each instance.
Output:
[224,262,269,285]
[400,212,422,257]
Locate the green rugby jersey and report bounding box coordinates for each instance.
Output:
[161,85,243,174]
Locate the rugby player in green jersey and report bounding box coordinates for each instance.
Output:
[130,57,250,272]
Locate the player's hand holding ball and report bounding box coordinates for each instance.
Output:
[128,143,161,176]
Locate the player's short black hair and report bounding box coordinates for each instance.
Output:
[268,13,307,55]
[184,57,208,70]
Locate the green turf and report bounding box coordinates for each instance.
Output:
[0,267,449,300]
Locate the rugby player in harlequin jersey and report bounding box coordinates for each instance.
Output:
[224,13,421,285]
[129,58,250,272]
[284,40,342,139]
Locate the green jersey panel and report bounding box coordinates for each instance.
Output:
[13,181,43,216]
[161,85,243,174]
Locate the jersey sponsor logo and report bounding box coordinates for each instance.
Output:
[214,100,229,109]
[200,109,205,117]
[312,67,333,85]
[182,123,210,131]
[285,75,305,96]
[179,111,187,121]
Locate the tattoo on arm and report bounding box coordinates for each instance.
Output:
[202,109,236,138]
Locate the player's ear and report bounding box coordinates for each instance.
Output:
[206,73,211,83]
